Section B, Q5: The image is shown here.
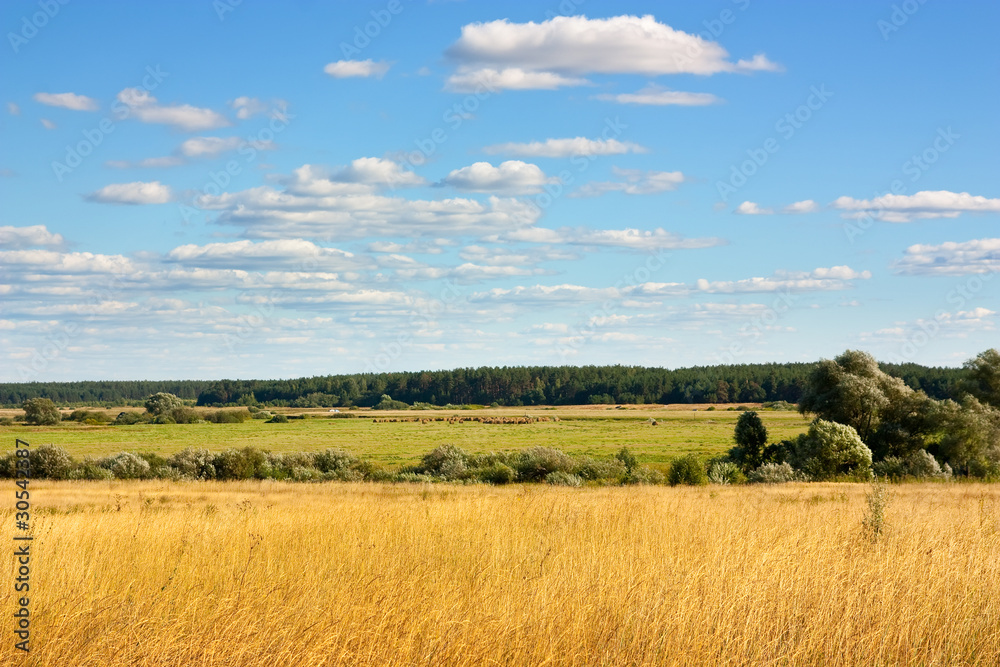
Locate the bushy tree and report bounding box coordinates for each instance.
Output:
[788,419,872,480]
[962,348,1000,409]
[799,349,934,458]
[22,398,61,425]
[144,392,184,416]
[934,396,1000,477]
[730,411,768,471]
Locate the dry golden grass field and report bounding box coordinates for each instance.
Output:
[3,480,999,665]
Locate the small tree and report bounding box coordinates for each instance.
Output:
[731,411,768,471]
[22,398,61,425]
[145,392,183,416]
[668,454,707,486]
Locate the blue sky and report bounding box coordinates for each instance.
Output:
[1,0,998,381]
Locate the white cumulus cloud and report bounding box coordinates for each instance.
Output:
[33,92,99,111]
[443,160,556,194]
[86,181,173,205]
[832,190,1000,222]
[482,137,647,157]
[594,84,721,106]
[116,88,230,132]
[324,60,391,79]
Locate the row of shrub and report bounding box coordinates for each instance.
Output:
[0,442,976,486]
[2,444,674,485]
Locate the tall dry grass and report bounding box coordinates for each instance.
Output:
[3,481,999,666]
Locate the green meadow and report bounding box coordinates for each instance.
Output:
[3,405,811,469]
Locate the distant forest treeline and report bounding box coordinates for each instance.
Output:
[0,362,967,408]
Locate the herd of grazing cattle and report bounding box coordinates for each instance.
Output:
[371,415,560,425]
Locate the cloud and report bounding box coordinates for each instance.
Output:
[692,266,871,293]
[116,88,230,131]
[832,190,1000,222]
[167,239,368,271]
[179,136,275,158]
[734,201,773,215]
[783,199,819,214]
[0,225,65,249]
[445,15,781,84]
[593,84,721,106]
[86,181,173,205]
[324,60,391,79]
[442,160,556,194]
[482,137,647,158]
[446,68,590,92]
[230,96,286,119]
[893,238,1000,276]
[494,226,724,250]
[40,119,56,130]
[0,249,135,274]
[195,167,539,240]
[33,92,99,111]
[106,156,187,169]
[7,102,19,115]
[281,159,426,196]
[106,135,275,169]
[573,167,685,197]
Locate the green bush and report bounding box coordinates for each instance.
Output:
[626,466,665,485]
[374,394,409,410]
[788,419,873,481]
[169,407,201,424]
[747,462,806,484]
[474,463,516,485]
[100,452,151,480]
[575,456,627,482]
[167,448,217,480]
[68,458,114,481]
[112,411,147,425]
[668,454,707,486]
[68,409,110,423]
[707,460,744,485]
[545,471,582,487]
[418,444,469,480]
[30,444,74,480]
[266,414,288,423]
[514,446,575,482]
[214,447,268,480]
[204,410,250,424]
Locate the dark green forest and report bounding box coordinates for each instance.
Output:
[0,361,967,408]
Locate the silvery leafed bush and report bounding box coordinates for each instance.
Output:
[748,462,807,484]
